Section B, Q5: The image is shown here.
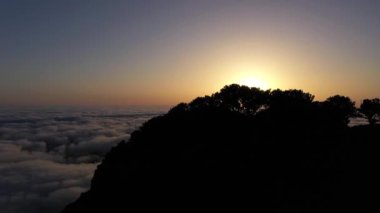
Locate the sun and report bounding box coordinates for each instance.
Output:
[238,77,268,90]
[222,62,272,90]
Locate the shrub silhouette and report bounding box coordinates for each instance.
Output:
[360,98,380,125]
[61,85,378,213]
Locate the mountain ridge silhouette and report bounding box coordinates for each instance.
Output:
[61,84,378,212]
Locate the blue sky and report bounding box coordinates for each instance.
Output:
[1,0,379,106]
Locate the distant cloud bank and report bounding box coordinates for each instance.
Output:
[0,108,164,213]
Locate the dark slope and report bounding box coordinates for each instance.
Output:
[61,85,378,212]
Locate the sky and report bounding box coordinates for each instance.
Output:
[1,0,379,107]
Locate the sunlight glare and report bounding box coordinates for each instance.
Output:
[239,77,268,90]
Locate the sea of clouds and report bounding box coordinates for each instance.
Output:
[0,107,166,213]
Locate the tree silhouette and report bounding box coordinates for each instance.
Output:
[257,89,316,126]
[360,98,380,125]
[212,84,268,115]
[323,95,356,125]
[269,89,314,108]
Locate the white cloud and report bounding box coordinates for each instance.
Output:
[0,108,164,213]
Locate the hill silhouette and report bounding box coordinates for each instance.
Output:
[61,84,378,212]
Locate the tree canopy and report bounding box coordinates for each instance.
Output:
[170,84,359,127]
[360,98,380,125]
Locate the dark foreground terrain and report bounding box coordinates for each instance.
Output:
[62,85,378,212]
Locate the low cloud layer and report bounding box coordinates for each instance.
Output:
[0,107,164,213]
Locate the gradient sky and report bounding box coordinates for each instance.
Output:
[1,0,379,107]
